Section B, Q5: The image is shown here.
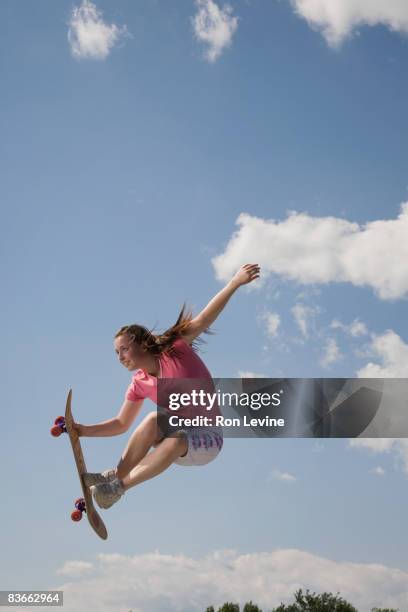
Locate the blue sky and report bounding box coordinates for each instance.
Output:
[1,1,408,610]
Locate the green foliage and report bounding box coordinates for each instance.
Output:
[270,589,358,611]
[271,588,358,611]
[205,602,262,612]
[243,603,263,612]
[204,590,400,612]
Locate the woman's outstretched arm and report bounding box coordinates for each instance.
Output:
[182,263,260,344]
[73,399,144,437]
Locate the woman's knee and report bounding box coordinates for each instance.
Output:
[141,412,157,427]
[140,411,167,443]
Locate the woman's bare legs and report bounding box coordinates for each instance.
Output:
[121,435,187,490]
[115,411,187,487]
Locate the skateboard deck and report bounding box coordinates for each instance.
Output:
[53,390,108,540]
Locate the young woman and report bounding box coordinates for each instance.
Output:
[75,263,260,509]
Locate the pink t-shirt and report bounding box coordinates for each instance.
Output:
[126,338,218,418]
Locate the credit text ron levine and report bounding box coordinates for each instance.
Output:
[168,415,285,428]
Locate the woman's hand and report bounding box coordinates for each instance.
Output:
[230,264,260,289]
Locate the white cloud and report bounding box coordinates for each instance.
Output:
[270,468,297,482]
[357,330,408,377]
[370,466,385,476]
[212,204,408,300]
[320,337,341,367]
[292,303,319,338]
[350,438,408,476]
[192,0,238,62]
[54,549,408,612]
[349,439,395,453]
[331,318,368,337]
[289,0,408,47]
[353,337,408,473]
[349,320,368,337]
[68,0,127,60]
[238,371,267,378]
[263,311,281,337]
[56,561,93,577]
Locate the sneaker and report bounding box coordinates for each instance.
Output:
[90,478,125,510]
[83,469,117,488]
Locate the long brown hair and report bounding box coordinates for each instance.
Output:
[115,304,213,356]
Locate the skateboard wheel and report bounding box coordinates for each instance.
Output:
[50,416,66,436]
[71,509,83,522]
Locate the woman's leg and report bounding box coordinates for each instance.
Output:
[90,412,187,509]
[121,435,187,490]
[116,411,185,481]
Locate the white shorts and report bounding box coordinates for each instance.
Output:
[174,427,223,466]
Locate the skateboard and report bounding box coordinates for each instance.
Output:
[51,389,108,540]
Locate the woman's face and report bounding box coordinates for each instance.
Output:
[114,334,145,371]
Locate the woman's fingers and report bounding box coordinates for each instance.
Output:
[242,263,260,272]
[247,264,260,275]
[238,264,260,284]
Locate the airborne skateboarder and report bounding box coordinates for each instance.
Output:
[74,264,261,509]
